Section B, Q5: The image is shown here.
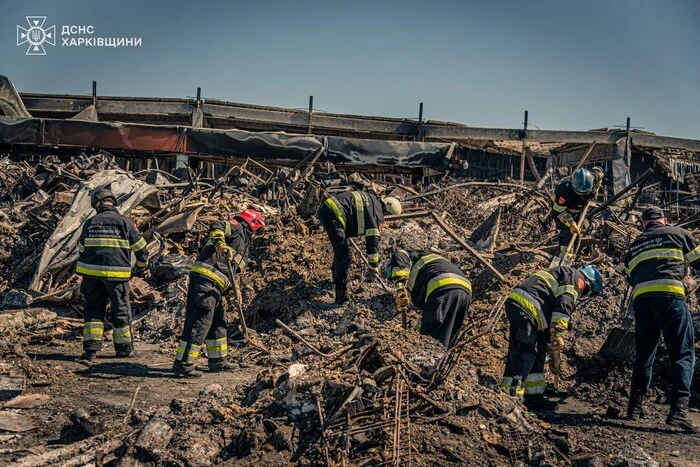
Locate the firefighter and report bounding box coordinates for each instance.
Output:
[387,249,472,348]
[318,191,402,304]
[172,209,264,378]
[77,187,149,363]
[501,265,603,401]
[551,167,604,258]
[624,206,700,433]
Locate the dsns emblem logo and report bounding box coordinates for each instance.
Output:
[17,16,55,55]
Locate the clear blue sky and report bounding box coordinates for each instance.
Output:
[1,0,699,139]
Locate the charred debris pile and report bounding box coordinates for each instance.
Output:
[0,152,698,466]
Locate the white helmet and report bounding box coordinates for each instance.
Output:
[382,197,402,215]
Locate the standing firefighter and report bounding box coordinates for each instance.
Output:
[318,191,401,304]
[551,167,604,258]
[502,265,603,401]
[387,249,472,348]
[77,188,149,363]
[172,209,264,378]
[624,206,700,432]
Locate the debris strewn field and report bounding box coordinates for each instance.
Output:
[0,153,698,466]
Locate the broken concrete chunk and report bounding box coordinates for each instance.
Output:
[0,376,26,401]
[614,443,659,467]
[135,419,173,454]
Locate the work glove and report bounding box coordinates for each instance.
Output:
[568,222,581,235]
[395,288,410,308]
[215,241,235,261]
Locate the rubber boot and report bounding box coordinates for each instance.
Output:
[335,283,348,305]
[666,397,699,433]
[115,347,134,358]
[172,360,203,378]
[627,393,646,420]
[208,358,236,372]
[77,351,97,365]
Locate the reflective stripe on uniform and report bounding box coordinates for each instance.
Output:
[190,262,230,290]
[325,197,346,229]
[556,284,579,300]
[686,245,700,263]
[135,260,148,268]
[407,254,443,292]
[507,288,545,330]
[391,268,410,280]
[205,337,228,359]
[501,376,513,390]
[551,312,570,330]
[367,252,380,264]
[524,373,545,395]
[627,248,684,274]
[83,237,131,249]
[632,279,685,299]
[175,340,200,364]
[366,228,380,237]
[352,192,365,235]
[76,262,131,279]
[83,320,104,341]
[131,237,147,252]
[79,244,85,253]
[425,273,472,299]
[534,270,557,293]
[113,325,132,344]
[552,202,567,213]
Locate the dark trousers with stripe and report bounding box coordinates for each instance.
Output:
[502,301,548,397]
[631,296,695,400]
[554,218,574,257]
[176,274,227,366]
[81,277,132,353]
[421,288,471,349]
[318,204,350,287]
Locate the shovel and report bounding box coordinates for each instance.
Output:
[225,259,269,353]
[549,201,591,268]
[596,285,636,362]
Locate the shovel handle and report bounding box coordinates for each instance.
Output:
[226,259,249,339]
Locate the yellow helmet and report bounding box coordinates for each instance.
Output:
[382,197,402,215]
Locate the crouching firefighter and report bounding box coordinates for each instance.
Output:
[551,167,603,259]
[501,265,602,402]
[318,190,402,304]
[624,206,700,433]
[387,249,472,348]
[172,209,265,378]
[77,188,149,363]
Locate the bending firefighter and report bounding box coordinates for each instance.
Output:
[387,249,472,348]
[502,265,603,401]
[551,167,603,258]
[173,209,265,377]
[624,206,700,433]
[77,188,149,363]
[318,190,401,304]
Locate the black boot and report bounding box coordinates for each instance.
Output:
[335,283,348,305]
[172,361,203,378]
[77,351,97,365]
[627,393,646,420]
[115,347,134,358]
[666,397,699,433]
[208,358,236,372]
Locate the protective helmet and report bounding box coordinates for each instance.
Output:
[234,208,265,235]
[382,197,402,215]
[579,265,603,294]
[90,187,117,208]
[591,166,604,184]
[571,168,595,195]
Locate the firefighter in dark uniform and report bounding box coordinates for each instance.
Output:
[551,167,604,258]
[387,249,472,348]
[172,209,265,378]
[77,188,149,363]
[501,265,603,400]
[318,191,402,304]
[624,206,700,433]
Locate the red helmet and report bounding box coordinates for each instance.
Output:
[234,209,265,235]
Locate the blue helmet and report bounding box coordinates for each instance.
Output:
[579,265,603,294]
[571,168,595,195]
